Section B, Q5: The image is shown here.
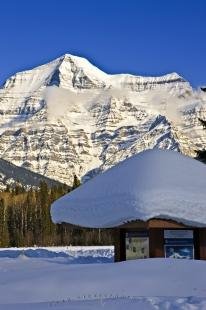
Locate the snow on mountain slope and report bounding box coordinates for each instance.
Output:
[0,158,63,190]
[0,54,205,185]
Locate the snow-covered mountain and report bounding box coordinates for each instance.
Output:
[0,158,63,190]
[0,54,205,185]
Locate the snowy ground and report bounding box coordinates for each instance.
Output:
[0,247,206,309]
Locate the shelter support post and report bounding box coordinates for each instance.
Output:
[149,228,164,258]
[199,228,206,260]
[114,229,126,262]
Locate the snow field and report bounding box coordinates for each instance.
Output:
[0,248,206,309]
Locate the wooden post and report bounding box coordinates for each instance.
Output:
[114,229,121,262]
[149,228,164,258]
[199,228,206,260]
[114,229,126,262]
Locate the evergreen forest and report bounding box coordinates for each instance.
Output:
[0,179,114,247]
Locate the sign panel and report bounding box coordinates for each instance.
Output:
[164,230,193,239]
[164,229,194,259]
[125,231,149,260]
[165,245,194,259]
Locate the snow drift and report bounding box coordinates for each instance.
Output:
[0,256,206,309]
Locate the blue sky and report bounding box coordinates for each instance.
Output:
[0,0,205,87]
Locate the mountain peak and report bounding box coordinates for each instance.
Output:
[59,53,90,65]
[46,53,108,89]
[0,53,199,187]
[1,52,188,93]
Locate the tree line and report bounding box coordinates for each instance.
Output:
[0,178,114,247]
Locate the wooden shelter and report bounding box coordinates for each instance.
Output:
[114,219,206,261]
[51,149,206,261]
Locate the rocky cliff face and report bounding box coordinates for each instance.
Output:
[0,54,205,185]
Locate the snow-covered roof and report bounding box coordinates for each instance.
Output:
[51,149,206,228]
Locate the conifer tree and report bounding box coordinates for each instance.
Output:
[0,181,113,247]
[72,174,81,190]
[0,198,9,247]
